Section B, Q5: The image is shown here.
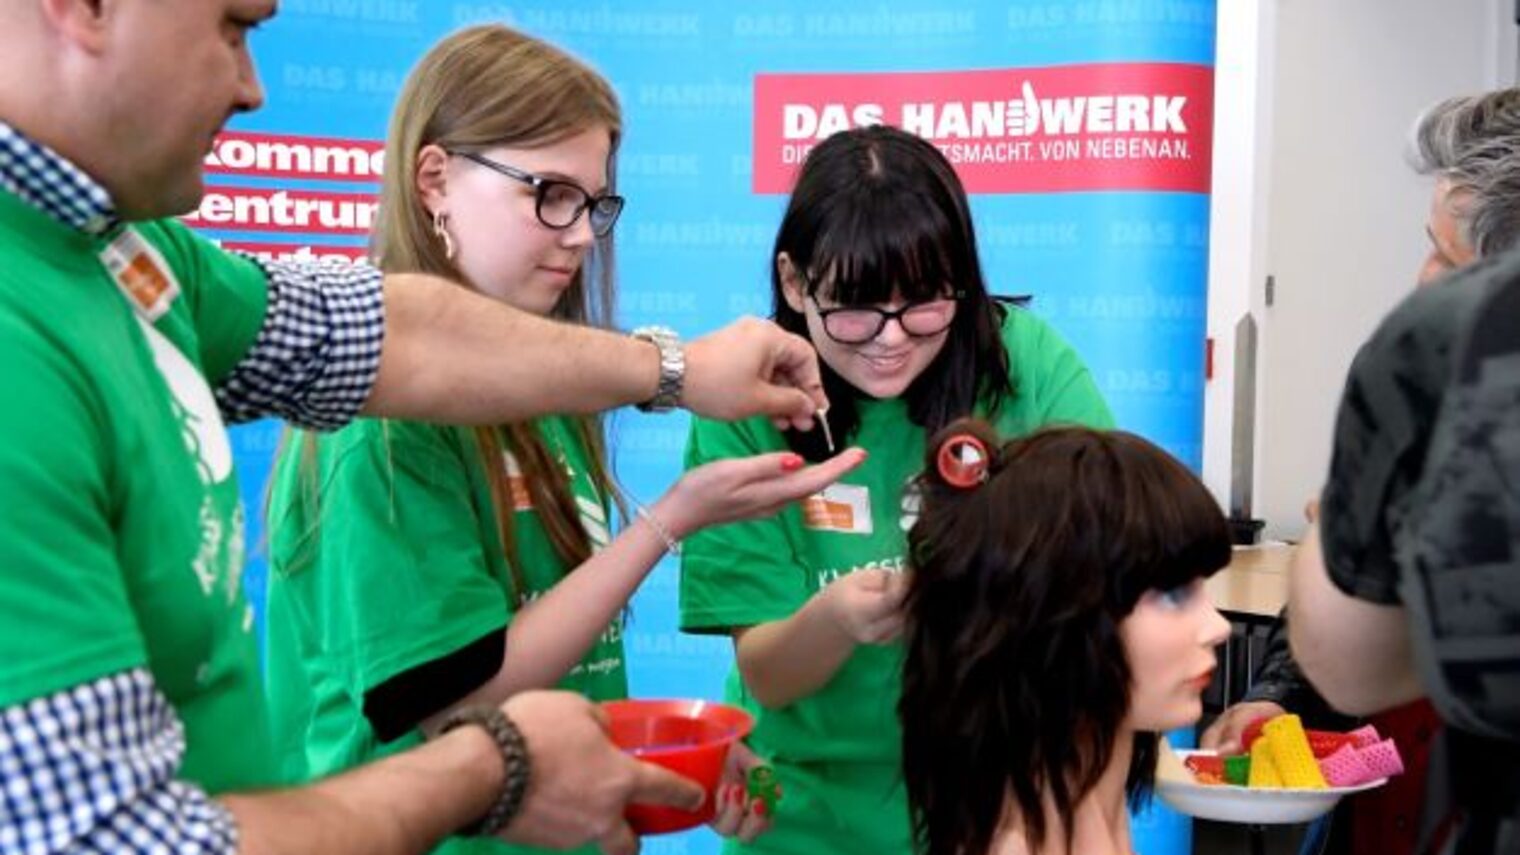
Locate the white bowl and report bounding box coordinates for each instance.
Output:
[1156,750,1387,824]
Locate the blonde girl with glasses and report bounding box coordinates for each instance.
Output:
[262,25,862,855]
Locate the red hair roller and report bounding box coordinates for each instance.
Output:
[936,434,991,489]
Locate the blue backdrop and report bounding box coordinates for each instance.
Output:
[214,3,1216,853]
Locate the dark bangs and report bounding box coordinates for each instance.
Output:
[1101,432,1233,615]
[805,177,968,306]
[770,125,1012,460]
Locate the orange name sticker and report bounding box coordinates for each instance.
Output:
[500,451,536,511]
[122,254,172,309]
[507,476,533,511]
[99,228,180,321]
[800,484,873,535]
[802,497,855,530]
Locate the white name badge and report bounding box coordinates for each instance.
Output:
[801,483,874,535]
[99,227,180,321]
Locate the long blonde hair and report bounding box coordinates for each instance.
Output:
[313,25,624,602]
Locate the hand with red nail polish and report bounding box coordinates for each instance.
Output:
[652,448,866,540]
[706,742,776,843]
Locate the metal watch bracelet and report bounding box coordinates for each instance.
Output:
[630,325,684,412]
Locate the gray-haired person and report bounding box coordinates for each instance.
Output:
[1288,86,1520,855]
[1412,87,1520,281]
[1205,86,1520,752]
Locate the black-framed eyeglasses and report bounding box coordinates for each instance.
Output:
[810,294,963,344]
[447,149,625,237]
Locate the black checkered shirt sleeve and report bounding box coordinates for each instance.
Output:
[213,258,385,431]
[0,670,238,855]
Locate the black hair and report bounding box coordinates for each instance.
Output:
[770,125,1013,460]
[901,421,1231,855]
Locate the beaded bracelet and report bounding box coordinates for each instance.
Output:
[436,706,532,836]
[636,504,682,555]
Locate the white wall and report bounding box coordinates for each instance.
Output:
[1204,0,1517,540]
[1202,0,1274,519]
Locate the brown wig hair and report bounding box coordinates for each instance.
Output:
[770,125,1013,461]
[304,24,624,600]
[900,421,1231,855]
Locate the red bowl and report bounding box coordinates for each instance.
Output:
[602,699,755,834]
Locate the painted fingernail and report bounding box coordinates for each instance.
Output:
[781,453,804,472]
[751,798,768,818]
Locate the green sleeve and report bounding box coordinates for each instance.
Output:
[678,417,812,633]
[1004,307,1116,431]
[0,314,144,704]
[272,420,511,694]
[141,219,268,386]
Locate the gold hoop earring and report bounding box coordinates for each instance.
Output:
[432,211,456,260]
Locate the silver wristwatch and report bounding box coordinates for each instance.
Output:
[630,325,685,412]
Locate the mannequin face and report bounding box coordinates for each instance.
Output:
[1119,578,1231,731]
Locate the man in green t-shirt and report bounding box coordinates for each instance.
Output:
[0,3,835,855]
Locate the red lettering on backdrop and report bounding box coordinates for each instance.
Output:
[188,130,383,262]
[183,186,378,236]
[753,63,1214,195]
[204,131,385,182]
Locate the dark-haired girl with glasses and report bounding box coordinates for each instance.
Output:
[679,125,1114,854]
[261,26,862,855]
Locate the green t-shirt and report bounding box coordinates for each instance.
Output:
[679,306,1113,853]
[264,415,625,855]
[0,189,273,791]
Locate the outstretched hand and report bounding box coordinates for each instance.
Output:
[656,448,868,538]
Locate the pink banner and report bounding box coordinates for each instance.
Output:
[753,63,1214,194]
